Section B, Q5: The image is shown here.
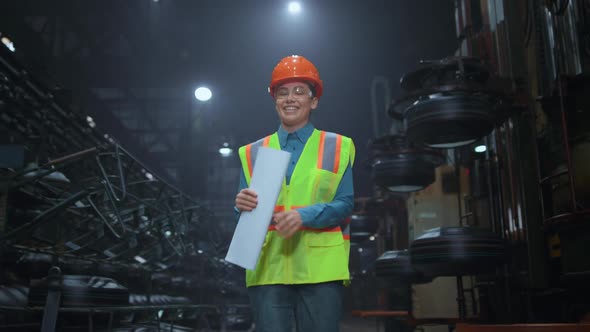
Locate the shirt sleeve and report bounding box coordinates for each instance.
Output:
[234,169,248,219]
[297,161,354,228]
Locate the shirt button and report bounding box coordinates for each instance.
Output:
[291,161,295,165]
[292,147,296,151]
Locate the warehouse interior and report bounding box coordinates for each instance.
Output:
[1,0,590,331]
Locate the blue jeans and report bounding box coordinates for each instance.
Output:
[247,282,343,332]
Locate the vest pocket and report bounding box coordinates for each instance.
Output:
[305,231,344,247]
[309,169,341,203]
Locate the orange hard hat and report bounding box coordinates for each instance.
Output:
[268,55,323,98]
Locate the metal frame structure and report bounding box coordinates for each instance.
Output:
[0,36,244,331]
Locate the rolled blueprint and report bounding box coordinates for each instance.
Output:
[225,147,291,270]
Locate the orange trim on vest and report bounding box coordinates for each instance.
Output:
[245,144,253,177]
[317,131,326,169]
[268,205,345,234]
[263,136,271,147]
[267,225,342,233]
[273,205,303,212]
[303,225,342,232]
[333,134,342,173]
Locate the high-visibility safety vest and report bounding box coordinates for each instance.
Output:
[238,129,355,286]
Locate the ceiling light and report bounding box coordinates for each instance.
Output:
[219,143,233,157]
[288,2,301,14]
[474,145,487,153]
[194,87,212,101]
[219,147,232,156]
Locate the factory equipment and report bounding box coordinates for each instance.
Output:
[0,42,239,331]
[367,134,445,192]
[389,56,513,149]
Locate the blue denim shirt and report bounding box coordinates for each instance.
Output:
[237,122,354,228]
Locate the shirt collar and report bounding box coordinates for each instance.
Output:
[277,122,315,147]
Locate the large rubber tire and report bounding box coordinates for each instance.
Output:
[28,275,129,307]
[410,227,507,276]
[374,250,433,284]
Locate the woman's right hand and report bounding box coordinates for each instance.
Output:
[235,188,258,212]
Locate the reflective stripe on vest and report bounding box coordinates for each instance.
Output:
[340,216,351,240]
[269,205,350,239]
[245,136,271,178]
[318,131,343,173]
[245,131,342,178]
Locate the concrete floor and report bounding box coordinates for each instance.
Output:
[224,315,382,332]
[340,314,381,332]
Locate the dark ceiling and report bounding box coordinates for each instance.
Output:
[1,0,457,201]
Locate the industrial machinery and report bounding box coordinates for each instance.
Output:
[0,44,244,331]
[358,1,590,331]
[367,134,445,193]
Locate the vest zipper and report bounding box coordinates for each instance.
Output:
[285,186,292,284]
